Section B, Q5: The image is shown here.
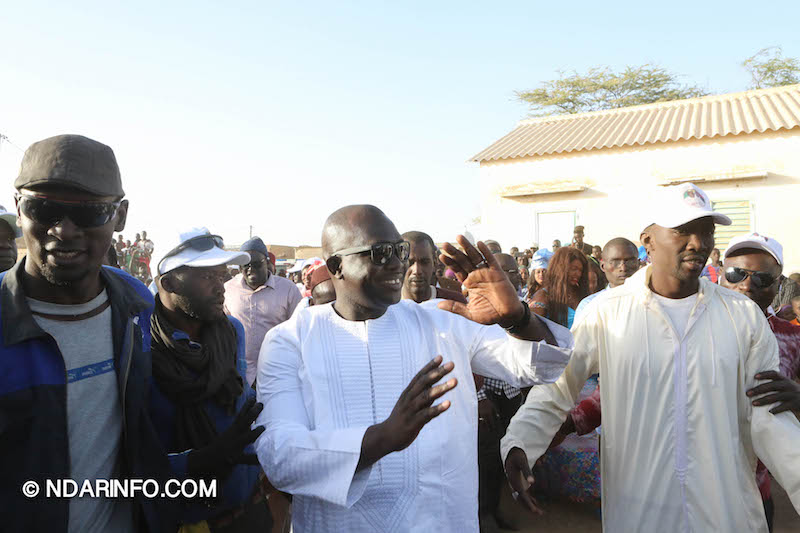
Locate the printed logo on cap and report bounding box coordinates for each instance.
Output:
[682,188,706,208]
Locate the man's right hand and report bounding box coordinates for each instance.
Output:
[358,356,457,469]
[187,397,265,479]
[504,447,543,515]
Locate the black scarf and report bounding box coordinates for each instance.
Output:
[150,297,243,451]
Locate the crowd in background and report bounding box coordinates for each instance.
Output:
[3,134,800,533]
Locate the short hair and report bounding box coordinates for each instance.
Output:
[484,239,502,253]
[401,231,436,257]
[602,237,638,257]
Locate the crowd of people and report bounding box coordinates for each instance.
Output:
[109,231,156,285]
[2,133,800,533]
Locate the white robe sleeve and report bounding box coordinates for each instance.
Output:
[500,309,599,465]
[746,312,800,513]
[462,313,574,386]
[254,323,372,507]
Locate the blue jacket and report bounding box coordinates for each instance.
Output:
[0,261,179,533]
[148,314,262,524]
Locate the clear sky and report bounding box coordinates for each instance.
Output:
[1,0,798,255]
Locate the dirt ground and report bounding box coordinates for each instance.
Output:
[496,476,799,532]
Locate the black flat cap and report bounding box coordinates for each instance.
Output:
[15,134,124,197]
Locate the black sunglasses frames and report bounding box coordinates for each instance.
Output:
[16,194,121,229]
[332,241,411,266]
[723,266,778,289]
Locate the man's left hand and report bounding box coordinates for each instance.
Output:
[438,236,524,327]
[748,370,800,415]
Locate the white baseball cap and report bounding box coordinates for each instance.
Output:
[724,232,783,267]
[643,183,731,232]
[0,205,21,238]
[158,227,250,275]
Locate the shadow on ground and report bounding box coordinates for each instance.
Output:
[496,476,799,532]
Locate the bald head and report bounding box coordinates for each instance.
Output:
[494,252,522,291]
[320,205,405,321]
[322,205,399,258]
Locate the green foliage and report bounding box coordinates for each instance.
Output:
[515,65,708,116]
[742,47,800,89]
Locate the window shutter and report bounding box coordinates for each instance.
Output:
[711,200,751,252]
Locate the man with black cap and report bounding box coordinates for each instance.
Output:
[0,134,175,532]
[0,204,21,272]
[151,227,272,531]
[224,236,302,386]
[570,225,593,256]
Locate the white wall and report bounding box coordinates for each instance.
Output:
[478,130,800,274]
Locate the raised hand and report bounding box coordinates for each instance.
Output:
[438,236,524,328]
[187,397,265,479]
[504,447,543,515]
[358,356,457,469]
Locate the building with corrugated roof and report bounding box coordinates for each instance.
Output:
[472,84,800,273]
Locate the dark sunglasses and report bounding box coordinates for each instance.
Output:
[158,234,224,274]
[243,259,266,270]
[332,240,410,266]
[16,193,121,228]
[723,266,778,289]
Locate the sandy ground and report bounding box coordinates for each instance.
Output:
[496,476,799,532]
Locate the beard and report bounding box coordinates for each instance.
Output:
[174,293,225,322]
[39,262,89,287]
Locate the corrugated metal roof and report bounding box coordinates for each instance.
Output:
[471,84,800,162]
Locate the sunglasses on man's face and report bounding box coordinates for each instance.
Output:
[16,194,121,229]
[243,259,266,270]
[333,241,411,266]
[723,266,778,289]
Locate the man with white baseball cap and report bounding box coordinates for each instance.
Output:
[157,227,250,276]
[150,227,274,531]
[724,231,800,312]
[0,204,21,272]
[504,183,800,532]
[719,232,800,530]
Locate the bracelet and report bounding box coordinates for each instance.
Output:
[504,301,531,335]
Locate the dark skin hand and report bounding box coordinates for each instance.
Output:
[438,236,556,344]
[187,397,265,479]
[357,355,457,471]
[747,371,800,416]
[547,413,576,450]
[504,447,543,515]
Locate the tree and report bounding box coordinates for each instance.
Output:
[742,47,800,89]
[515,64,708,116]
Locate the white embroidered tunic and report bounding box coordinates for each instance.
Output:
[254,299,572,532]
